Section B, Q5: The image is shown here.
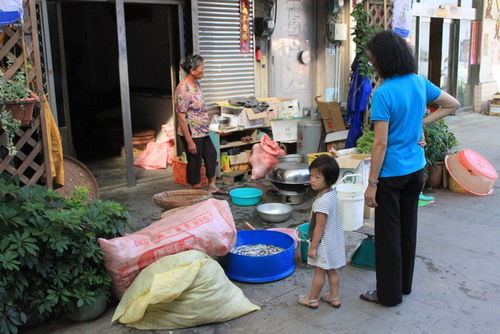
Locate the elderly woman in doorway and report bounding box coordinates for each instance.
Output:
[361,31,460,306]
[175,54,227,195]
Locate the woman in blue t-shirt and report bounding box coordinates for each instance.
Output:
[360,31,460,306]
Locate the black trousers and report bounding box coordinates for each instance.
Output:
[180,135,217,186]
[375,168,424,306]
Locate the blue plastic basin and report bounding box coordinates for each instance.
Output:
[229,188,263,206]
[220,230,296,283]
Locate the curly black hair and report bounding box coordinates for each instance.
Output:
[309,154,340,187]
[366,30,416,79]
[180,54,204,73]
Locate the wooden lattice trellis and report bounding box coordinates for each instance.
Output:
[0,0,52,187]
[363,0,395,124]
[367,0,394,31]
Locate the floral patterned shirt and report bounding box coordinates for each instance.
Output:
[175,80,209,138]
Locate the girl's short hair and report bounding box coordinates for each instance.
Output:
[309,155,340,187]
[366,30,417,79]
[180,54,204,73]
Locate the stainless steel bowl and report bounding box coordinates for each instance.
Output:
[278,154,307,163]
[270,161,310,184]
[257,203,293,223]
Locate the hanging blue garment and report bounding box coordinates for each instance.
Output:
[0,11,21,26]
[0,0,23,26]
[345,57,372,148]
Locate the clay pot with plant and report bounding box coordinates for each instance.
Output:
[423,118,458,188]
[0,67,39,124]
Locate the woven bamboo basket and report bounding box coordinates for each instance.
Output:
[153,189,211,209]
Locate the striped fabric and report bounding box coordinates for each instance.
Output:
[307,190,346,270]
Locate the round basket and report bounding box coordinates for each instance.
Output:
[55,156,99,200]
[153,189,211,209]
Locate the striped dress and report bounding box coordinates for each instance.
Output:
[307,190,346,270]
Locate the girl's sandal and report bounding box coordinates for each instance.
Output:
[320,294,341,308]
[297,296,319,309]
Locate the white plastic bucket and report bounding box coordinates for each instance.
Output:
[335,174,364,231]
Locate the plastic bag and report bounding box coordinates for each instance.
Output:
[392,0,415,38]
[133,141,169,170]
[112,250,260,330]
[99,198,236,298]
[249,134,285,180]
[134,123,175,169]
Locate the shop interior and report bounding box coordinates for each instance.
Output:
[47,1,180,187]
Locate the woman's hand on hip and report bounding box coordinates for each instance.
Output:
[418,134,426,147]
[188,141,197,154]
[365,184,378,208]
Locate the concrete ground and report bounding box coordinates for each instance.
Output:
[25,112,500,334]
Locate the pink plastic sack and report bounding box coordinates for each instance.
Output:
[98,198,236,298]
[133,142,169,170]
[134,123,176,169]
[249,134,285,180]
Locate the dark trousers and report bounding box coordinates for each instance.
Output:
[180,135,217,186]
[375,168,424,306]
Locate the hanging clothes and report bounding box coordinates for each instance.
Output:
[345,57,372,148]
[0,0,23,25]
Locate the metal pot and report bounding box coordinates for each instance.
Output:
[278,154,307,163]
[257,203,293,223]
[269,159,310,184]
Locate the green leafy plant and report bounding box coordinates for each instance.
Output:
[424,118,458,167]
[0,107,21,155]
[351,1,382,77]
[356,126,374,154]
[0,61,31,156]
[0,179,130,334]
[0,67,30,104]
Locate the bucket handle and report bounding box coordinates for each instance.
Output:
[295,225,310,244]
[335,174,362,187]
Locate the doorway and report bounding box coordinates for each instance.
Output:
[418,16,473,107]
[45,1,182,188]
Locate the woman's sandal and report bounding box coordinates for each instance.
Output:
[359,290,379,304]
[209,188,229,195]
[320,294,341,308]
[297,296,319,309]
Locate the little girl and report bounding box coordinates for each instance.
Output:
[298,155,346,309]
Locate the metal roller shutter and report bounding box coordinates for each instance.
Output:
[192,0,255,107]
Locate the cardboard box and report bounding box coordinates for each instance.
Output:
[335,153,371,188]
[263,101,280,126]
[489,102,500,116]
[271,118,301,142]
[229,151,250,165]
[317,101,346,133]
[259,97,301,119]
[217,101,266,128]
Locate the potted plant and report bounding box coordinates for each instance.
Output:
[0,66,39,125]
[0,178,130,333]
[355,127,374,154]
[424,118,458,188]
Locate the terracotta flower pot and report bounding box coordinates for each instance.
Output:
[426,162,444,188]
[3,92,40,126]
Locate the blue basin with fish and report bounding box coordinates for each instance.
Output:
[220,230,295,283]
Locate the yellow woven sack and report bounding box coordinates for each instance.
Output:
[112,250,260,330]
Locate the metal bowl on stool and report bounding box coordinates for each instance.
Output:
[257,203,293,223]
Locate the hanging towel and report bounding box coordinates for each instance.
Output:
[43,94,64,187]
